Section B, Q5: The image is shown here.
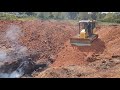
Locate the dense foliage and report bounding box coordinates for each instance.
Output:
[0,12,120,23]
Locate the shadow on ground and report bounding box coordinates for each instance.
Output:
[73,38,106,54]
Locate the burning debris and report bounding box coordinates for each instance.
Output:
[0,25,28,63]
[0,56,48,78]
[0,24,48,78]
[0,45,48,78]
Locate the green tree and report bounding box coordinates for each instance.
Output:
[96,12,106,20]
[25,12,34,16]
[91,12,98,20]
[77,12,89,20]
[68,12,79,19]
[49,12,54,19]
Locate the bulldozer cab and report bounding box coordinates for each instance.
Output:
[79,20,96,37]
[70,20,98,46]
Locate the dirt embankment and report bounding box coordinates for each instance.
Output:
[0,20,120,78]
[35,25,120,78]
[0,20,77,64]
[0,20,79,77]
[51,25,120,67]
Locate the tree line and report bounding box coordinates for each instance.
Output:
[0,12,120,23]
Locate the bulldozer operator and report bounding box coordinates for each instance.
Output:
[85,20,96,37]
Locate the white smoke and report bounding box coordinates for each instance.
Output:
[6,25,22,41]
[15,45,28,56]
[9,70,24,78]
[0,24,30,78]
[0,70,24,78]
[5,24,28,60]
[0,73,9,78]
[0,51,7,61]
[0,47,9,62]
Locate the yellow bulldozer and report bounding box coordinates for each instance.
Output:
[70,20,98,46]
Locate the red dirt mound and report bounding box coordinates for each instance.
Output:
[96,25,120,58]
[0,20,78,64]
[0,20,120,78]
[20,20,78,63]
[52,25,120,67]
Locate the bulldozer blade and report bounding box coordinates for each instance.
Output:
[70,34,98,46]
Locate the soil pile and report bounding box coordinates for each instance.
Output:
[36,25,120,78]
[0,20,77,64]
[0,20,120,78]
[52,25,120,67]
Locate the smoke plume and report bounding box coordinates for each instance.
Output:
[5,24,28,61]
[0,24,29,78]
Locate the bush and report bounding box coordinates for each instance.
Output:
[15,14,28,18]
[114,19,120,23]
[0,13,17,20]
[100,19,120,23]
[99,13,120,23]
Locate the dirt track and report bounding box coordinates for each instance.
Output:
[0,20,120,78]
